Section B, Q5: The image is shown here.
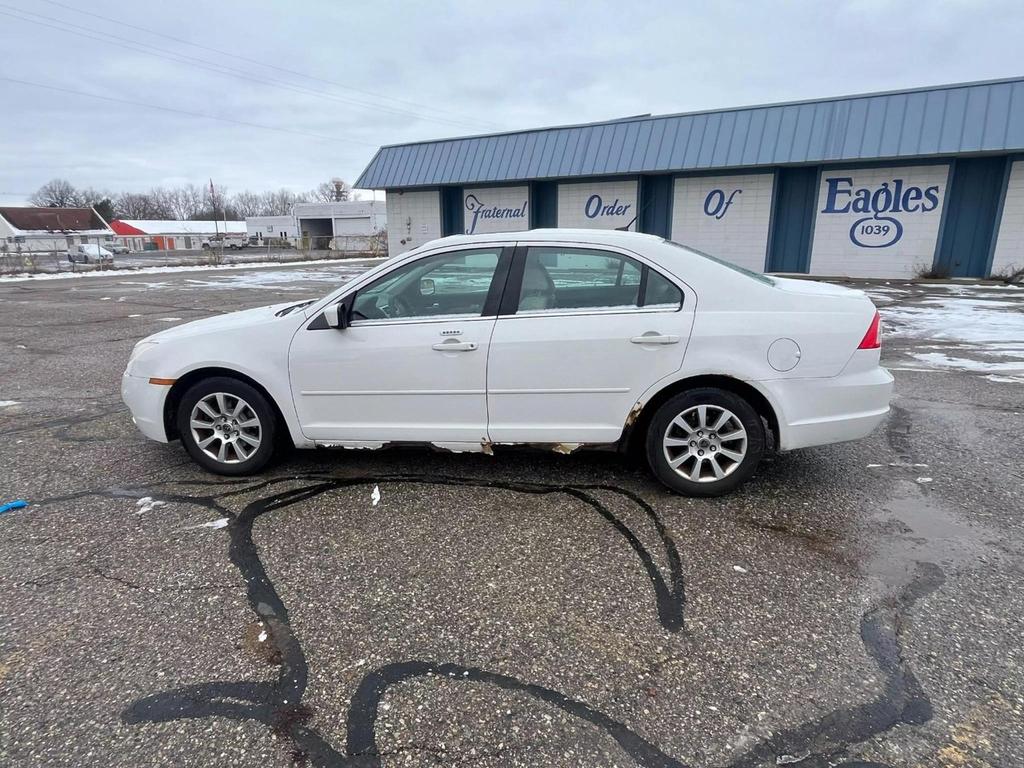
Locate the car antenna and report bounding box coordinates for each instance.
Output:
[616,195,654,232]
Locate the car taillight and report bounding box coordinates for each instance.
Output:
[858,310,881,350]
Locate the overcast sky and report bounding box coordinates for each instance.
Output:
[2,0,1023,204]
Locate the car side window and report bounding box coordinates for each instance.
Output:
[642,268,683,309]
[351,248,501,322]
[515,247,682,313]
[517,247,642,312]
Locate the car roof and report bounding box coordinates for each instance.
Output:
[420,228,664,251]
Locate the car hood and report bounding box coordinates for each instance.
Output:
[144,301,309,343]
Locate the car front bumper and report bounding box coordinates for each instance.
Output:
[121,373,170,442]
[764,362,894,451]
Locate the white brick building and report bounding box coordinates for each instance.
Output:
[359,78,1024,279]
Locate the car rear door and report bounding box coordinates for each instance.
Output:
[486,243,694,444]
[289,244,512,444]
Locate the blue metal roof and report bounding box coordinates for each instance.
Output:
[356,77,1024,189]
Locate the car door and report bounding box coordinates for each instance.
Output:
[289,245,511,444]
[486,243,694,444]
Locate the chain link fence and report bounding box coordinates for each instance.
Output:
[0,230,388,277]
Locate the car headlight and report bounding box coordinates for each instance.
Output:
[127,340,160,375]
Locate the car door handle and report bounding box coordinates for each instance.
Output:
[432,340,478,352]
[630,333,679,345]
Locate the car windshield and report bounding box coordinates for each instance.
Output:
[663,239,775,286]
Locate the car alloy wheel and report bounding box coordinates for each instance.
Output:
[662,404,747,483]
[189,392,262,464]
[645,387,764,497]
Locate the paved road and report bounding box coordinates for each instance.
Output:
[0,263,1022,767]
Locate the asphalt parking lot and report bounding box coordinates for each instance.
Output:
[1,263,1022,767]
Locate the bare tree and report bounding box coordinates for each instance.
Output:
[231,190,265,218]
[308,179,351,203]
[260,188,308,216]
[30,178,81,207]
[27,178,340,221]
[115,192,172,220]
[161,184,205,220]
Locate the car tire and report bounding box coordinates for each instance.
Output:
[645,388,764,497]
[176,377,277,476]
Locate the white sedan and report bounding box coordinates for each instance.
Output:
[67,244,114,264]
[122,229,892,496]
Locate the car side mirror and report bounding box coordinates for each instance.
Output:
[419,277,436,296]
[323,301,349,329]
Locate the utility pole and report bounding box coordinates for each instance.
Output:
[210,178,222,261]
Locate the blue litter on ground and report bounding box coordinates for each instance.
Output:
[0,499,28,514]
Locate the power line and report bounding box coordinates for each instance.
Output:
[0,76,378,145]
[0,5,480,129]
[34,0,496,129]
[0,3,494,131]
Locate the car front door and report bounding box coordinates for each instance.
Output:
[486,244,694,444]
[289,245,510,445]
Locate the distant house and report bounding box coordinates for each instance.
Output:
[0,206,115,253]
[109,219,248,251]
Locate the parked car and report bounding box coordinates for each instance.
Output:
[201,233,248,250]
[122,229,892,496]
[67,244,114,264]
[107,242,130,255]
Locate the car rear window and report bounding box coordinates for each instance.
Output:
[663,239,775,286]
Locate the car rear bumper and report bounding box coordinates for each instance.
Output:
[121,373,170,442]
[764,363,894,451]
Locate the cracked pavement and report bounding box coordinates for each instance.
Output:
[0,263,1022,767]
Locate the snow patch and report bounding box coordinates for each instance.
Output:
[0,400,19,408]
[183,517,230,530]
[909,352,1024,373]
[883,299,1024,345]
[0,256,388,284]
[371,485,381,506]
[882,289,1024,377]
[135,496,166,514]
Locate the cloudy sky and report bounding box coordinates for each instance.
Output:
[1,0,1022,203]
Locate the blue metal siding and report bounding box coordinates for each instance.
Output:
[877,95,905,158]
[357,78,1024,189]
[1006,81,1024,147]
[981,82,1012,150]
[936,156,1008,277]
[767,167,817,273]
[639,175,673,238]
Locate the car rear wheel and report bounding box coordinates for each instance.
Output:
[177,377,276,475]
[645,388,764,497]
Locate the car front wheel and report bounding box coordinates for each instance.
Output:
[177,377,276,475]
[645,388,764,497]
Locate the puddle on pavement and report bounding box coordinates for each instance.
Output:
[864,480,1005,589]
